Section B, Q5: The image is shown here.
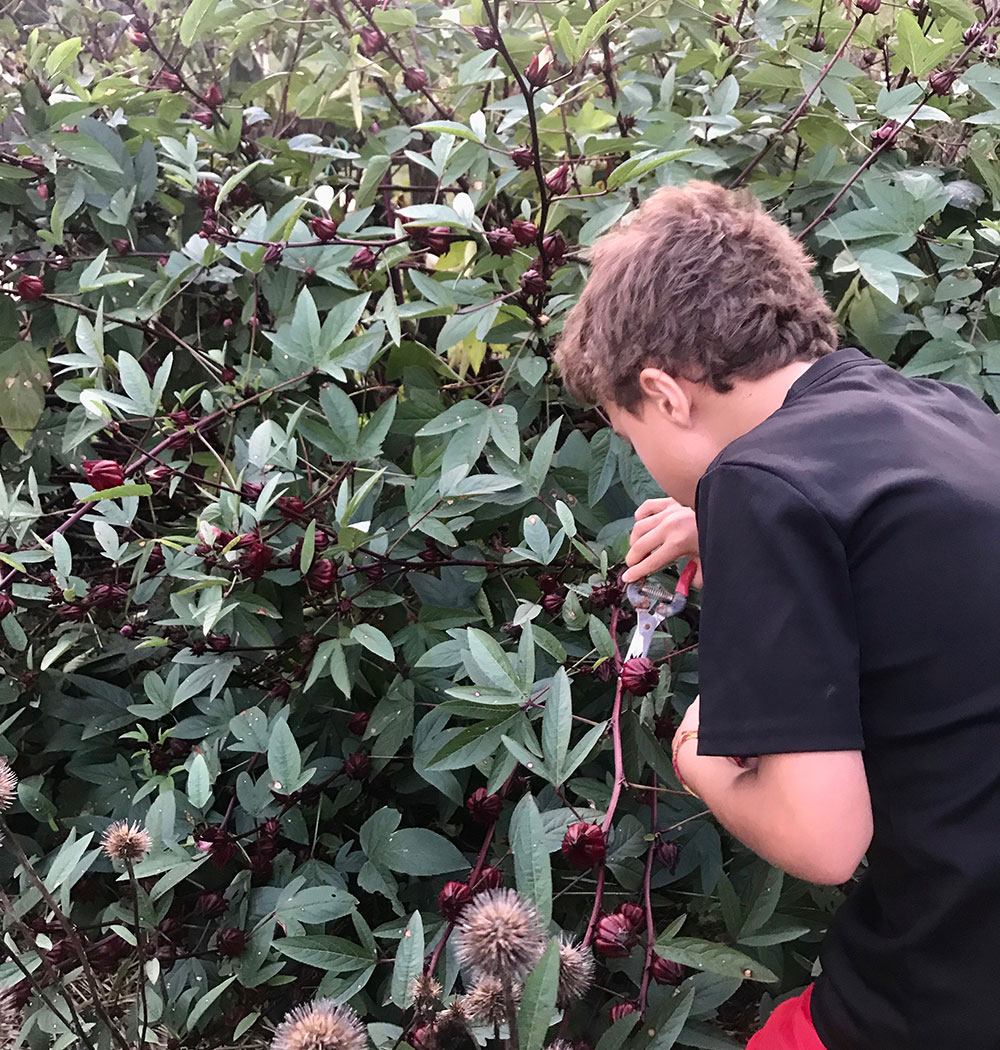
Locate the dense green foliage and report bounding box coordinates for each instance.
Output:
[1,0,999,1046]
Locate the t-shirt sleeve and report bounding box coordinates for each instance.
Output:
[694,463,864,757]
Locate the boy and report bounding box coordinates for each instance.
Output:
[554,180,1000,1050]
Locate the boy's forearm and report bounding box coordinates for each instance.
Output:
[676,745,841,884]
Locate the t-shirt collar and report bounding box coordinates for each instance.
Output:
[784,346,873,403]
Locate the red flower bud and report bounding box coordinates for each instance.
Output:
[871,120,900,146]
[191,109,214,127]
[220,366,236,382]
[655,837,683,876]
[621,656,659,696]
[616,902,645,930]
[158,71,183,92]
[348,710,370,736]
[510,146,535,170]
[520,269,548,297]
[0,594,15,619]
[928,68,957,95]
[964,21,986,44]
[561,822,606,870]
[207,633,231,653]
[609,1002,637,1024]
[267,680,291,700]
[20,156,46,175]
[472,25,498,49]
[307,558,337,592]
[263,243,284,265]
[57,602,88,622]
[541,230,567,266]
[485,228,517,257]
[196,179,219,207]
[510,219,538,246]
[594,914,638,958]
[359,27,386,57]
[466,787,503,825]
[277,495,307,520]
[86,584,128,609]
[344,751,371,780]
[537,574,559,593]
[540,590,564,613]
[438,880,472,921]
[146,545,165,574]
[470,865,504,893]
[240,541,273,580]
[806,30,826,51]
[16,274,45,301]
[194,891,227,918]
[650,955,686,985]
[349,246,377,271]
[309,216,340,242]
[524,49,553,89]
[82,459,125,491]
[215,926,246,957]
[856,0,880,12]
[111,238,131,254]
[128,27,151,50]
[544,163,570,196]
[403,67,428,91]
[205,83,223,107]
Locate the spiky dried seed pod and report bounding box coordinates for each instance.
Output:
[462,975,518,1025]
[454,888,547,980]
[556,937,594,1007]
[270,998,367,1050]
[410,974,442,1015]
[0,762,15,811]
[101,820,152,863]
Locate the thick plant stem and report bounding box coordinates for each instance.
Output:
[125,861,150,1048]
[638,772,659,1016]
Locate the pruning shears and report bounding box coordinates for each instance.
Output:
[623,559,699,660]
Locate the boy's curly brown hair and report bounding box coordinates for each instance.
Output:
[554,180,839,413]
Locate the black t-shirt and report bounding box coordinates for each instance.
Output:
[694,347,1000,1050]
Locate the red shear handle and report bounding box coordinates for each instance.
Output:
[675,559,699,598]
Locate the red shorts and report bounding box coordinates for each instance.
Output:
[746,984,828,1050]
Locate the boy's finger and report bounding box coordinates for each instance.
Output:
[634,498,676,520]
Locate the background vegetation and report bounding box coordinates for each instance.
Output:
[1,0,998,1045]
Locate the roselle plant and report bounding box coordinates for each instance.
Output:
[1,0,999,1046]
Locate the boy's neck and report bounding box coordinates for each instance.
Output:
[695,358,817,451]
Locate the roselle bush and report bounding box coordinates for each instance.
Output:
[1,0,999,1046]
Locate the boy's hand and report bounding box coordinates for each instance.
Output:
[623,498,702,586]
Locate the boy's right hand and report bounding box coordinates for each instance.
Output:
[622,498,703,587]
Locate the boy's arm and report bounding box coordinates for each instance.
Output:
[674,699,873,885]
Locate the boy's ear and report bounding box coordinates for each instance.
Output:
[638,367,693,427]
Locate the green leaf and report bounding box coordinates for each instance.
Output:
[351,623,395,662]
[645,984,696,1050]
[216,160,264,210]
[606,149,693,190]
[0,344,50,450]
[275,936,374,971]
[518,937,561,1050]
[299,519,317,574]
[180,0,220,46]
[391,911,424,1008]
[44,832,95,892]
[51,133,122,173]
[510,793,552,924]
[381,827,468,874]
[738,865,783,939]
[579,0,626,55]
[186,975,236,1032]
[413,121,485,143]
[653,937,776,983]
[542,668,572,782]
[79,484,152,502]
[357,155,392,209]
[187,753,211,808]
[45,37,82,79]
[268,718,302,791]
